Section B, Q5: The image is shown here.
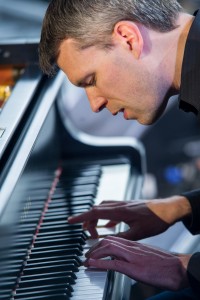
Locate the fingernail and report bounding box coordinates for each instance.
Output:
[83,258,89,267]
[83,258,95,267]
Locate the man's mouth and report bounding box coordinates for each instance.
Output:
[112,108,124,116]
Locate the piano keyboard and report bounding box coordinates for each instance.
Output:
[0,161,130,300]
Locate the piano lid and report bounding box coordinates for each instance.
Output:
[0,0,48,64]
[0,1,50,158]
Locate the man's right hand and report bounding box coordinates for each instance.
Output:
[68,195,192,240]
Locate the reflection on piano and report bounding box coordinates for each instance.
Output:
[0,61,146,300]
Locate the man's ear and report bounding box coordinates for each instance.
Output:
[112,21,144,59]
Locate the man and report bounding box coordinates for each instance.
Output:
[39,0,200,298]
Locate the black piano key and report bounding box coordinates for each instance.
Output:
[23,262,79,276]
[19,216,42,223]
[56,183,98,193]
[19,202,47,210]
[0,268,21,278]
[1,252,29,261]
[1,248,29,259]
[20,270,77,282]
[18,222,40,229]
[19,195,48,202]
[36,229,87,239]
[35,233,87,245]
[27,254,82,265]
[40,218,80,225]
[14,285,72,299]
[39,220,79,227]
[25,176,55,184]
[47,202,91,210]
[58,175,100,186]
[49,197,91,203]
[0,257,26,276]
[0,260,25,271]
[29,246,82,259]
[14,282,73,294]
[13,293,70,300]
[26,256,82,267]
[33,236,85,248]
[25,255,81,270]
[24,188,50,196]
[38,224,82,233]
[15,226,38,235]
[0,294,13,300]
[0,279,17,290]
[61,165,101,177]
[18,275,75,288]
[25,258,81,271]
[0,290,13,298]
[44,201,92,213]
[49,195,93,203]
[11,234,35,243]
[44,207,92,216]
[45,208,92,216]
[5,240,33,251]
[51,189,97,199]
[0,275,16,283]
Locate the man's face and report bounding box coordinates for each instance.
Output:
[57,38,170,125]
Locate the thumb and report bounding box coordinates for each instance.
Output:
[116,228,136,240]
[105,220,119,228]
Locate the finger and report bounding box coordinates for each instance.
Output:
[85,236,138,258]
[101,235,136,246]
[84,258,137,280]
[68,206,125,223]
[99,201,127,207]
[104,220,119,227]
[68,207,113,223]
[86,242,142,262]
[85,220,99,239]
[68,210,95,223]
[116,229,136,240]
[102,236,172,257]
[115,227,148,241]
[115,226,154,241]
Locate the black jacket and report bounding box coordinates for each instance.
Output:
[179,9,200,296]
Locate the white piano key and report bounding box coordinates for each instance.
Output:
[71,164,131,299]
[95,164,130,204]
[72,295,103,300]
[89,164,130,232]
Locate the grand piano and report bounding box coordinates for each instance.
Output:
[0,2,146,299]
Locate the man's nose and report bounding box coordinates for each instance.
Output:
[86,89,108,113]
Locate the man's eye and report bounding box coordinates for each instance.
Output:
[88,77,96,87]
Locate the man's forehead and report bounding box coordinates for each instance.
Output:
[58,38,79,60]
[57,39,96,85]
[57,39,80,74]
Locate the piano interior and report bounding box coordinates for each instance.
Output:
[1,1,200,300]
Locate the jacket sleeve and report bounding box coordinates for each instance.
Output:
[180,190,200,296]
[181,189,200,234]
[187,252,200,296]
